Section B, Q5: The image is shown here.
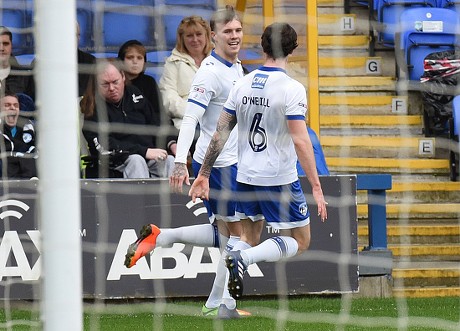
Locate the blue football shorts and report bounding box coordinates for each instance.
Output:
[235,179,310,229]
[192,159,239,223]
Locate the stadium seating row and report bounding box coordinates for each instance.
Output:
[450,95,460,180]
[375,0,460,47]
[1,0,217,55]
[395,7,460,81]
[350,0,460,81]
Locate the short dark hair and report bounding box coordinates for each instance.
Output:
[261,23,298,59]
[210,5,241,32]
[0,26,13,42]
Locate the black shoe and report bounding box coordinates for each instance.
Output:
[225,251,247,300]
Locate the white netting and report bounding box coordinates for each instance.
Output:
[0,0,459,330]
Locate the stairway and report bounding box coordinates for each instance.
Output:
[316,0,460,298]
[235,0,460,298]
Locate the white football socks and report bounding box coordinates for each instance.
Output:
[239,236,299,266]
[155,224,218,248]
[205,235,240,310]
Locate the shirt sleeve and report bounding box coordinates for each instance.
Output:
[285,81,308,119]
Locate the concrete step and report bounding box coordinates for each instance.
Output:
[357,244,460,261]
[318,56,396,76]
[318,13,369,35]
[319,35,370,49]
[321,115,422,127]
[392,244,460,260]
[383,181,460,203]
[318,76,396,92]
[392,261,460,285]
[246,54,393,76]
[320,93,403,115]
[357,203,460,219]
[359,225,460,245]
[327,157,449,175]
[243,34,370,49]
[393,286,460,298]
[322,136,430,158]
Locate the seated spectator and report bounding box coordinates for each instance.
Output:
[0,26,35,101]
[117,39,177,155]
[0,92,37,179]
[159,16,213,131]
[297,127,330,176]
[77,21,96,97]
[80,59,175,179]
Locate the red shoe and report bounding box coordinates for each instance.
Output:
[124,224,161,268]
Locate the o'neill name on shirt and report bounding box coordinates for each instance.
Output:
[242,96,270,107]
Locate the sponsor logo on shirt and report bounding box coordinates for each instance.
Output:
[193,87,205,94]
[132,94,144,103]
[298,102,307,109]
[22,133,32,144]
[251,74,269,89]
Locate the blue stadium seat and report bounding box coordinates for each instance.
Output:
[376,0,438,47]
[396,7,459,81]
[449,95,460,180]
[146,50,171,64]
[162,8,214,50]
[77,0,94,50]
[438,0,460,13]
[0,1,32,54]
[454,96,460,137]
[15,53,35,66]
[106,0,154,4]
[99,4,156,52]
[91,52,118,58]
[163,0,216,9]
[144,64,164,82]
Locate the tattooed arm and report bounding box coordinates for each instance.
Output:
[189,110,237,202]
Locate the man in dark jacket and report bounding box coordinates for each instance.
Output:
[0,26,35,101]
[0,92,37,178]
[81,59,176,178]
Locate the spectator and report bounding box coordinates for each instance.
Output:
[80,59,175,179]
[159,15,213,131]
[0,92,37,179]
[117,39,177,155]
[77,21,96,97]
[297,127,330,176]
[0,26,35,101]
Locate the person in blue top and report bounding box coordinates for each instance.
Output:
[297,127,329,176]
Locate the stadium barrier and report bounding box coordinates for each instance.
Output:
[0,175,361,300]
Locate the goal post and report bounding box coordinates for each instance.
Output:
[35,0,82,330]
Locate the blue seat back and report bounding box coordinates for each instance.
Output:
[377,0,438,46]
[399,7,460,80]
[453,95,460,135]
[164,0,216,8]
[101,5,155,51]
[77,0,94,50]
[144,64,164,82]
[0,1,32,54]
[439,0,460,12]
[162,8,213,50]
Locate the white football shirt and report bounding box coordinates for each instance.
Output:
[223,66,308,186]
[176,50,244,167]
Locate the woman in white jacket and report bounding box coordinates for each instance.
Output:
[159,16,213,131]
